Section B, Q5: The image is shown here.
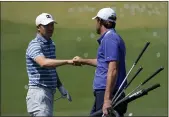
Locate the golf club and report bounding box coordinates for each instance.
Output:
[54,95,64,101]
[124,67,164,98]
[90,66,163,116]
[112,42,150,104]
[90,83,160,117]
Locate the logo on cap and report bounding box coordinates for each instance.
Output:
[46,15,51,18]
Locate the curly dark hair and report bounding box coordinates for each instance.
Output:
[97,15,117,29]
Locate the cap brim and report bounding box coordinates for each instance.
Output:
[92,16,97,20]
[41,19,57,25]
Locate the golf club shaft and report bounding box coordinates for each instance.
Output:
[112,64,134,102]
[112,67,143,105]
[125,67,143,89]
[134,42,150,65]
[125,84,141,98]
[112,42,150,102]
[54,96,63,101]
[142,67,164,85]
[125,67,164,97]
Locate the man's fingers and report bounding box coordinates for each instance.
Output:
[72,56,82,66]
[73,56,79,60]
[73,63,82,66]
[73,56,82,61]
[103,109,108,116]
[73,59,79,62]
[73,58,79,62]
[73,57,77,60]
[73,59,81,63]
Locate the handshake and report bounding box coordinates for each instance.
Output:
[67,56,84,66]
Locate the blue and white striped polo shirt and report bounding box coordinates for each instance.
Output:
[26,34,58,89]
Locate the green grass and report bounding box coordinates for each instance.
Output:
[1,1,168,116]
[1,2,167,29]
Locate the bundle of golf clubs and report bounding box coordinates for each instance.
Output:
[90,42,164,117]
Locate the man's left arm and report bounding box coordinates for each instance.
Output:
[103,61,118,114]
[102,38,119,115]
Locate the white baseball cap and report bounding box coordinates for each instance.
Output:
[92,8,116,22]
[35,13,57,26]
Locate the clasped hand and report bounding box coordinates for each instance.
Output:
[67,56,83,66]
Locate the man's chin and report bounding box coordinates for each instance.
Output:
[48,34,53,38]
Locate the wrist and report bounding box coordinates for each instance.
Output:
[66,60,71,65]
[104,99,111,104]
[104,92,111,102]
[81,59,86,65]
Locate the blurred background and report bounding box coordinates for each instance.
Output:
[1,1,168,116]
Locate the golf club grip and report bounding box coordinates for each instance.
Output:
[114,84,160,108]
[125,67,143,89]
[126,84,160,103]
[134,42,150,65]
[114,90,145,108]
[90,110,102,117]
[144,83,160,92]
[142,67,164,85]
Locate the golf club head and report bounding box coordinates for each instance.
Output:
[54,96,63,101]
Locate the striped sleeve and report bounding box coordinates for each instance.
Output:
[26,41,44,60]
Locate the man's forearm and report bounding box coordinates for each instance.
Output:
[81,59,97,67]
[42,59,71,68]
[104,67,117,101]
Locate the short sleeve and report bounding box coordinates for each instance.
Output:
[26,42,44,60]
[103,38,119,62]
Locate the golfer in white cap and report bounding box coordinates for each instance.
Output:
[73,8,128,116]
[26,13,74,116]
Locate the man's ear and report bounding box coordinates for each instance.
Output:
[106,21,111,26]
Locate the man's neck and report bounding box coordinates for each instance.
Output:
[38,33,50,40]
[100,27,109,36]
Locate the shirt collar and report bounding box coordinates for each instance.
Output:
[36,33,52,43]
[97,28,116,44]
